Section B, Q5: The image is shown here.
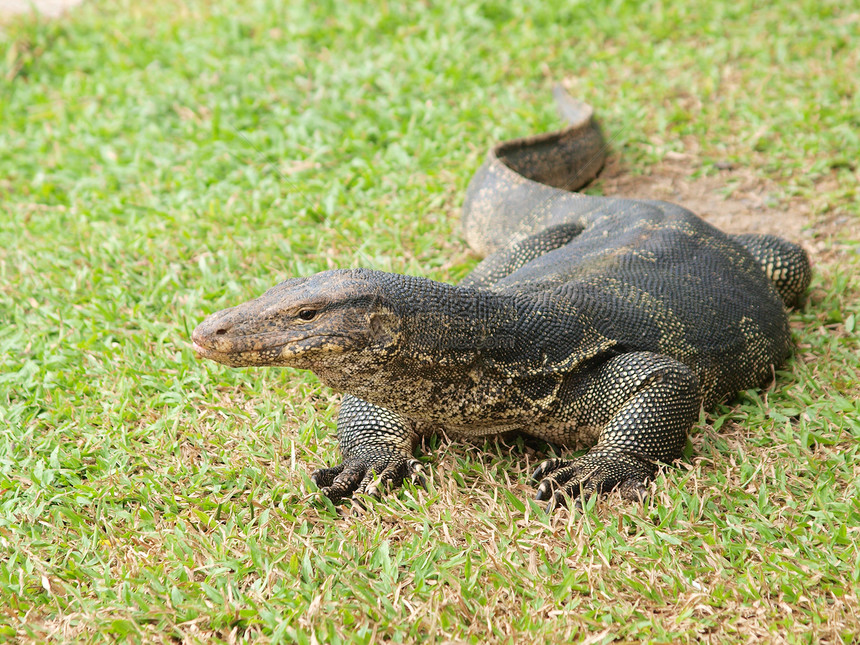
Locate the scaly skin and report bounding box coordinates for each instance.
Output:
[192,88,811,510]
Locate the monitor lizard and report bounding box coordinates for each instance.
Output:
[192,87,811,510]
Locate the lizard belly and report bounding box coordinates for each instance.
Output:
[433,416,601,451]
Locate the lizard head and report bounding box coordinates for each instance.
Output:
[191,268,401,371]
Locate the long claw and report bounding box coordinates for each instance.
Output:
[544,490,566,513]
[531,458,566,483]
[312,453,424,503]
[310,463,345,488]
[534,479,555,502]
[407,460,427,490]
[317,462,371,501]
[530,452,655,513]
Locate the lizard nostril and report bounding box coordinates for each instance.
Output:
[215,328,228,336]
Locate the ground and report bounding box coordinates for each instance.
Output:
[1,1,858,643]
[0,0,81,18]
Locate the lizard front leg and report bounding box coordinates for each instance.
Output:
[533,352,701,510]
[311,395,424,501]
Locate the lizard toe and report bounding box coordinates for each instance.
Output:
[407,459,427,491]
[533,459,593,502]
[533,451,655,511]
[316,463,367,501]
[618,478,648,502]
[531,458,571,483]
[356,458,426,498]
[310,463,345,488]
[535,465,600,508]
[313,454,423,503]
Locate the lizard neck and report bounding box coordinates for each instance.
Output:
[312,272,612,427]
[313,273,523,388]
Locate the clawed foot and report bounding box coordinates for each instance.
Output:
[310,452,426,503]
[531,452,654,512]
[311,449,657,512]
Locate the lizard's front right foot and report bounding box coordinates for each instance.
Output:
[310,452,426,501]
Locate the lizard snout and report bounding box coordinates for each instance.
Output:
[191,308,237,352]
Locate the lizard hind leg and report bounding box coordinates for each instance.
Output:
[731,233,811,307]
[532,352,701,511]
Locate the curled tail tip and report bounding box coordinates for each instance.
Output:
[552,84,594,128]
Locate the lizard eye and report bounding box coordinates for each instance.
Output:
[297,309,318,321]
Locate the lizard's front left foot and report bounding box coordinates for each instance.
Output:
[310,452,426,502]
[531,451,654,511]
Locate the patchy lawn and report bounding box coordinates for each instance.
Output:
[1,0,858,642]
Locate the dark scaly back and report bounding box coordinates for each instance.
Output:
[478,198,793,408]
[460,90,810,408]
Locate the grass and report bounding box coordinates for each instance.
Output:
[1,0,859,642]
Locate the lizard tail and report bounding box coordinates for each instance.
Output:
[461,86,606,257]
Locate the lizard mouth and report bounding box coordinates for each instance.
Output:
[192,340,229,360]
[191,338,287,366]
[191,333,351,368]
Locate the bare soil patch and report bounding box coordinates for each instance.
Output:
[597,154,814,242]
